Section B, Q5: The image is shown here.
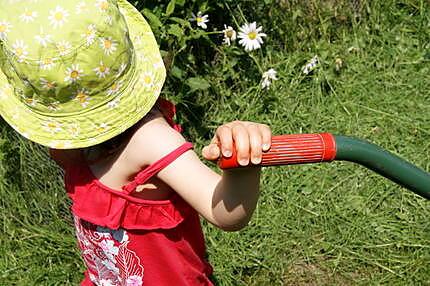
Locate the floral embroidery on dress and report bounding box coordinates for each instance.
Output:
[74,216,144,286]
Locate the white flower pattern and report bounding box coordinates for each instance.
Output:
[48,6,69,28]
[0,20,12,40]
[74,216,144,286]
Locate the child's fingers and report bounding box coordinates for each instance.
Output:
[248,124,263,164]
[215,125,233,157]
[231,123,250,166]
[202,143,220,161]
[258,124,272,151]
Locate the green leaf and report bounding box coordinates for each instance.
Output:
[186,77,211,92]
[170,65,185,79]
[142,9,163,29]
[169,17,191,28]
[167,24,184,39]
[165,0,176,16]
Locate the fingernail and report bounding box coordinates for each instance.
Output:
[238,158,249,166]
[251,156,262,165]
[262,143,270,151]
[223,150,232,157]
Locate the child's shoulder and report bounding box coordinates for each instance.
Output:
[123,107,188,168]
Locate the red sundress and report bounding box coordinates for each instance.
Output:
[64,100,214,286]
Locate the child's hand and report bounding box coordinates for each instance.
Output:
[202,121,272,166]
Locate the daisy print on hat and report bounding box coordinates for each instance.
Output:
[0,0,166,149]
[48,6,70,28]
[0,20,12,40]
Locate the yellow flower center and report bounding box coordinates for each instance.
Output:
[58,45,66,53]
[111,83,118,90]
[44,58,53,65]
[47,122,57,128]
[226,30,234,38]
[46,82,55,89]
[144,75,151,84]
[25,98,35,104]
[97,124,107,132]
[15,48,23,56]
[0,25,5,32]
[100,2,109,10]
[196,17,203,23]
[25,11,33,17]
[76,92,87,102]
[104,40,112,49]
[99,65,107,72]
[248,31,257,40]
[70,70,79,79]
[55,12,63,21]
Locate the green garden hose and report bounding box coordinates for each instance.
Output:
[218,133,430,200]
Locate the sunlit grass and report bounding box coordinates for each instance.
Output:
[1,1,429,285]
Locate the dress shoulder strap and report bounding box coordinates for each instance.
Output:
[122,142,193,194]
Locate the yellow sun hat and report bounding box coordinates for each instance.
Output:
[0,0,166,149]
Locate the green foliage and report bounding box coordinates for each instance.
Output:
[1,0,430,285]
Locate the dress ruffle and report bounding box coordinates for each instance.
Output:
[65,148,193,231]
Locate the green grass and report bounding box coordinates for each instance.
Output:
[1,1,429,285]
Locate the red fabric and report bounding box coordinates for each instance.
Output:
[63,100,213,285]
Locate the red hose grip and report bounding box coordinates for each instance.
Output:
[218,133,337,169]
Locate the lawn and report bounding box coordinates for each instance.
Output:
[1,0,429,285]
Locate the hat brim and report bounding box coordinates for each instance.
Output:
[0,0,166,149]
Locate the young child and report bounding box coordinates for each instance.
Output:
[0,1,271,285]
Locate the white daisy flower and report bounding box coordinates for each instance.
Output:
[56,40,72,56]
[68,123,80,137]
[25,97,38,106]
[47,101,60,111]
[96,123,109,133]
[74,88,91,107]
[302,55,319,75]
[95,0,109,12]
[191,11,209,29]
[65,64,84,83]
[222,25,237,46]
[93,61,110,78]
[106,81,121,96]
[238,22,267,52]
[11,40,29,62]
[20,9,38,23]
[34,29,52,47]
[49,140,72,149]
[75,1,87,14]
[107,97,120,109]
[81,24,96,46]
[261,68,278,89]
[0,20,12,40]
[40,78,56,90]
[99,37,117,55]
[48,6,69,28]
[39,57,55,70]
[140,72,153,88]
[43,120,62,134]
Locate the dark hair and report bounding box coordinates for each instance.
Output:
[83,124,136,164]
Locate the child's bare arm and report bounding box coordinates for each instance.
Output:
[130,116,271,231]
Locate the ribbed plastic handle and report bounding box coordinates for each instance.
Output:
[218,133,337,169]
